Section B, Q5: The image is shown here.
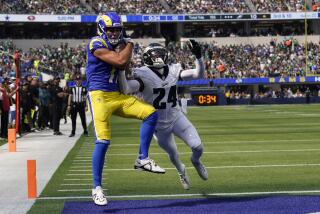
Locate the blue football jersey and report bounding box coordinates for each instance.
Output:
[86,36,119,92]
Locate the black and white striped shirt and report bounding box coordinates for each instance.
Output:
[70,86,87,103]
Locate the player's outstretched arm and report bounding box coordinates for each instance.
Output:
[118,70,140,94]
[94,42,134,69]
[180,40,205,80]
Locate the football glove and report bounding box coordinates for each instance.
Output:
[122,29,134,45]
[188,39,202,59]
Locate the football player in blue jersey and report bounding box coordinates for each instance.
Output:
[86,12,165,206]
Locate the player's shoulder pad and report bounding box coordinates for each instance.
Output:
[132,66,147,79]
[89,36,108,53]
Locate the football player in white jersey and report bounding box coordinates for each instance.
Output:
[119,40,208,190]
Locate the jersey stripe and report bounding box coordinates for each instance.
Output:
[89,38,108,51]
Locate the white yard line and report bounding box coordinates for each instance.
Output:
[74,148,320,158]
[66,163,320,174]
[64,179,95,181]
[38,190,320,200]
[77,139,320,150]
[60,184,91,186]
[78,122,320,131]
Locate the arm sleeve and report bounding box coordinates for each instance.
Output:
[179,57,205,81]
[118,70,141,94]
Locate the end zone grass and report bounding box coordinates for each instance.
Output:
[28,104,320,213]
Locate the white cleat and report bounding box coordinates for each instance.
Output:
[92,186,107,206]
[179,165,190,190]
[134,158,166,174]
[191,159,208,180]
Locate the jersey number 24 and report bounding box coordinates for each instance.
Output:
[153,86,177,109]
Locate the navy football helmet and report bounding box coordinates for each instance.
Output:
[97,12,123,46]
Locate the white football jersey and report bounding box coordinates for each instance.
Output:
[133,64,182,129]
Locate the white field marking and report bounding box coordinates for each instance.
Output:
[273,111,304,114]
[64,179,94,181]
[70,164,91,167]
[66,163,320,174]
[71,160,91,162]
[77,139,320,150]
[70,163,91,165]
[58,189,92,192]
[60,184,91,186]
[77,122,320,132]
[194,123,320,129]
[272,111,320,117]
[297,114,320,116]
[74,148,320,159]
[38,190,320,200]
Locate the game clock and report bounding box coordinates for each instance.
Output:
[193,94,218,106]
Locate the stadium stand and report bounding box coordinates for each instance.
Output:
[2,38,319,81]
[0,0,91,14]
[251,0,307,12]
[1,0,315,14]
[91,0,167,14]
[166,0,250,13]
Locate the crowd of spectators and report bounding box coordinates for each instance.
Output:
[166,0,250,14]
[167,39,320,79]
[91,0,166,14]
[2,39,320,82]
[252,0,306,12]
[1,0,91,14]
[1,0,315,14]
[225,85,320,103]
[0,40,86,79]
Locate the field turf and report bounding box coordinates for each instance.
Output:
[28,104,320,213]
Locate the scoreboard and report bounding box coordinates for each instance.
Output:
[193,94,218,106]
[190,87,219,106]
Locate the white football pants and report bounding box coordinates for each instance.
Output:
[155,112,201,158]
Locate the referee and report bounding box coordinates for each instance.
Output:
[68,75,88,137]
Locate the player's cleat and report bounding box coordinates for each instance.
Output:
[178,165,190,190]
[92,186,107,206]
[134,158,166,174]
[191,158,208,180]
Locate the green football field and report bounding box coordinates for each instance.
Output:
[28,104,320,213]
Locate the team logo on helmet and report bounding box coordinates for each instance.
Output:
[97,12,123,46]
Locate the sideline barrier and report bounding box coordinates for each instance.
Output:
[27,160,37,199]
[8,128,16,152]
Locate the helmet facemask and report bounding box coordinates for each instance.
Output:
[105,27,123,46]
[143,46,168,68]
